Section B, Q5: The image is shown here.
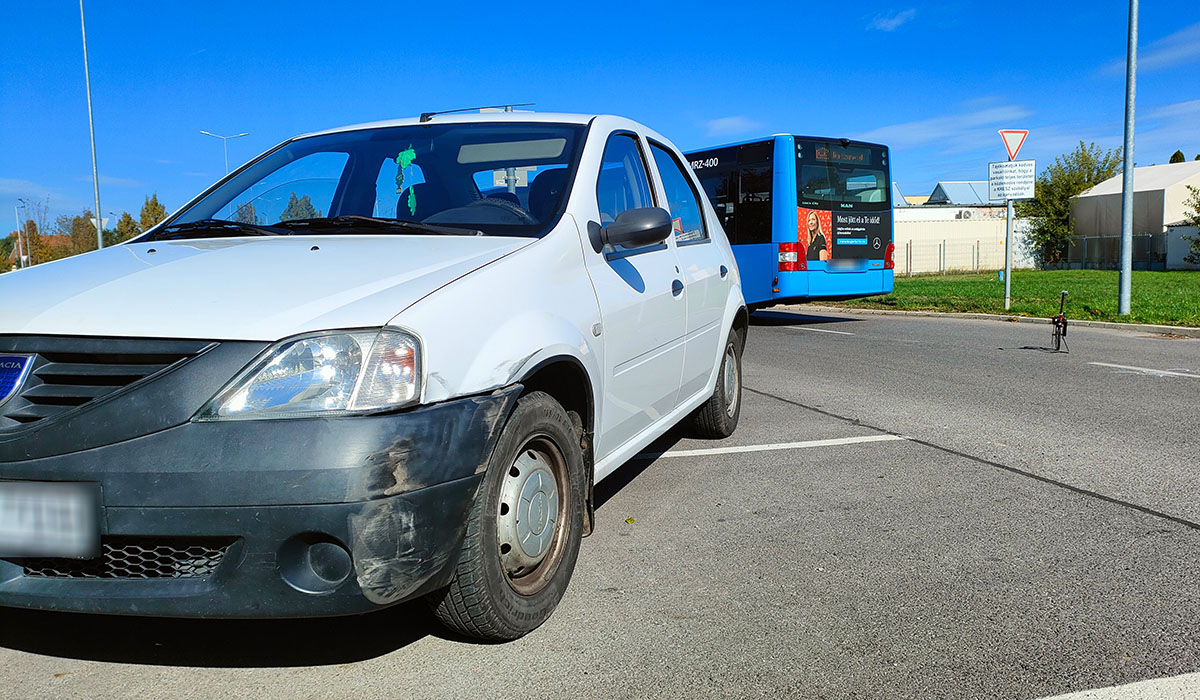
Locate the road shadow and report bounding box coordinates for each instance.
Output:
[593,425,687,510]
[0,599,441,667]
[749,310,861,328]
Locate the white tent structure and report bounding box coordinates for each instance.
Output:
[1072,161,1200,237]
[1069,161,1200,270]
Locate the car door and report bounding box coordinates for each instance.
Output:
[647,140,731,403]
[579,132,686,457]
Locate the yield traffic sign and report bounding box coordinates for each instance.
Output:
[998,130,1028,161]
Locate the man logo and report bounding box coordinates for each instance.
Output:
[0,355,34,409]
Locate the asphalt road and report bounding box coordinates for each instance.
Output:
[1,310,1198,699]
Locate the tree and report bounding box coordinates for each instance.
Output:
[22,220,42,266]
[1182,185,1200,265]
[232,201,262,225]
[139,194,167,230]
[1,232,14,270]
[1014,141,1123,266]
[56,210,101,257]
[19,199,50,266]
[1169,150,1186,164]
[105,211,142,247]
[279,192,320,221]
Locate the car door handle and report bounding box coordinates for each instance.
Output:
[720,265,728,278]
[672,280,684,296]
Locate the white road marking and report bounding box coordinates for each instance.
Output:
[785,326,855,336]
[636,434,906,460]
[1088,361,1200,379]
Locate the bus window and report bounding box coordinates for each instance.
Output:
[796,140,890,211]
[736,164,772,244]
[689,141,772,245]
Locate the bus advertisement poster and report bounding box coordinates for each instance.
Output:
[798,207,832,261]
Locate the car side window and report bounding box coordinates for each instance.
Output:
[596,134,654,225]
[649,142,709,243]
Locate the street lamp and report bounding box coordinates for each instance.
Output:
[199,131,249,175]
[80,0,103,250]
[15,197,29,269]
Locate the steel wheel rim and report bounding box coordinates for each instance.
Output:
[496,435,568,595]
[724,344,740,418]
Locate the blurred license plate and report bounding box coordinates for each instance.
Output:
[827,259,863,271]
[0,481,99,558]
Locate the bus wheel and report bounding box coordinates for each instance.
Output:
[428,391,586,641]
[690,328,743,439]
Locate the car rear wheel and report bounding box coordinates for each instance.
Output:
[428,391,585,640]
[689,328,743,439]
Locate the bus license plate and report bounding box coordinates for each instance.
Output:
[0,482,99,559]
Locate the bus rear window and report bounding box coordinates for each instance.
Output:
[796,140,889,210]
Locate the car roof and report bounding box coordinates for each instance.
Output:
[301,112,600,139]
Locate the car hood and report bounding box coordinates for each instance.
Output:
[0,235,531,341]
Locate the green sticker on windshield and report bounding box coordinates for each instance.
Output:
[394,146,418,215]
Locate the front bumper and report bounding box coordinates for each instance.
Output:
[0,386,520,617]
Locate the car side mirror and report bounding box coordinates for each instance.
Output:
[599,207,673,251]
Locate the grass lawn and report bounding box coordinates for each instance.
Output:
[831,269,1200,327]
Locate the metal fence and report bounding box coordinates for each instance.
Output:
[1044,233,1168,271]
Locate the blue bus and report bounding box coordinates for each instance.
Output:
[686,136,894,309]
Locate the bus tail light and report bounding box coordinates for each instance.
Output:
[884,243,895,270]
[778,243,806,272]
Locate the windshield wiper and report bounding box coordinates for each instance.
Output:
[149,220,291,241]
[276,216,482,237]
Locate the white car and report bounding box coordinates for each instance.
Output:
[0,112,746,640]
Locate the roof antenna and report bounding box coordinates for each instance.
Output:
[420,103,535,123]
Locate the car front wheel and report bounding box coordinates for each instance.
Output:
[428,391,585,640]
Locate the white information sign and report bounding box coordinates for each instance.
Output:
[989,160,1035,201]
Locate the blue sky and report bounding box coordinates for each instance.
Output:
[2,1,1198,228]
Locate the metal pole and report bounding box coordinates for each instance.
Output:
[1004,199,1013,309]
[1118,0,1137,315]
[80,0,103,251]
[223,140,229,175]
[16,198,30,267]
[13,206,24,269]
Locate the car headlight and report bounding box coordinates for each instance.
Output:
[197,329,421,421]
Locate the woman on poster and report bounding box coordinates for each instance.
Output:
[805,210,829,261]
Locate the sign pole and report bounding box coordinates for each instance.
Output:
[1004,199,1013,310]
[993,130,1032,312]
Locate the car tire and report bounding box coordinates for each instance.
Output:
[428,391,586,641]
[689,329,743,439]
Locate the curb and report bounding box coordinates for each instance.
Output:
[767,304,1200,339]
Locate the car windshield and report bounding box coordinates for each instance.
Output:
[163,121,588,238]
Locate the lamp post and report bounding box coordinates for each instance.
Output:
[1117,0,1137,315]
[80,0,104,250]
[199,131,249,175]
[15,197,29,269]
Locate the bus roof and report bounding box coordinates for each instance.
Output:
[685,135,889,153]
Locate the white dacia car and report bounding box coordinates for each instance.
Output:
[0,112,747,640]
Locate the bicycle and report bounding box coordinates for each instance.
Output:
[1051,290,1069,352]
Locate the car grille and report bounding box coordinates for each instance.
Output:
[14,537,238,580]
[0,336,213,428]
